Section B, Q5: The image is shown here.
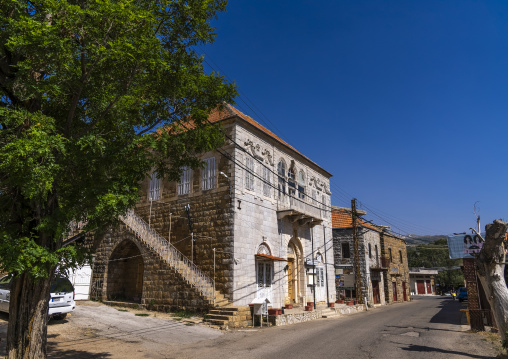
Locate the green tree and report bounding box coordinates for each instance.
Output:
[0,0,236,357]
[407,239,464,293]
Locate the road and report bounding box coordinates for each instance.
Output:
[169,296,499,359]
[0,296,501,358]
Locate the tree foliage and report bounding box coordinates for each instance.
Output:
[0,0,236,356]
[407,239,464,291]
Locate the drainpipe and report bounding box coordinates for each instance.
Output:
[323,225,329,307]
[311,223,316,308]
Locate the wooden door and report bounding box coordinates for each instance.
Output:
[287,259,294,303]
[372,280,380,304]
[402,281,407,301]
[392,281,397,302]
[426,281,432,294]
[417,280,425,294]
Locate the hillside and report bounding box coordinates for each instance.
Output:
[405,234,447,246]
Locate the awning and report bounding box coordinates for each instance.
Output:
[255,253,287,261]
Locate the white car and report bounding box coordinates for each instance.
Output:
[0,275,76,320]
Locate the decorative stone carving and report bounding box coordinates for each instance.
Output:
[244,139,264,161]
[261,149,274,166]
[309,176,332,195]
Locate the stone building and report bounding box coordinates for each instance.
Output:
[332,207,386,305]
[90,104,335,316]
[380,230,410,303]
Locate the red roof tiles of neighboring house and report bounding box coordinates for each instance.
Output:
[332,209,379,231]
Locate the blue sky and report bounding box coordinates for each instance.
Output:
[202,0,507,236]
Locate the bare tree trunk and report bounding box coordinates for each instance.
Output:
[476,219,508,340]
[6,270,54,359]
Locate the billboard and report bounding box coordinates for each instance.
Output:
[447,232,485,259]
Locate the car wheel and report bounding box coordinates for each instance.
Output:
[52,313,67,320]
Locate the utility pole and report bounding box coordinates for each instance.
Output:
[323,225,330,307]
[310,223,316,308]
[352,198,363,304]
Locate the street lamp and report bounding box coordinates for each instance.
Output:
[219,171,232,204]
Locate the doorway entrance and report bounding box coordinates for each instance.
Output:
[392,281,398,302]
[372,280,380,304]
[107,239,144,302]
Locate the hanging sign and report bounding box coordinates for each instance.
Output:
[447,232,485,259]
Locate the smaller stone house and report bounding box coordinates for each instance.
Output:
[380,229,410,303]
[409,268,438,295]
[332,207,386,305]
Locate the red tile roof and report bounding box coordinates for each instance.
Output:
[208,104,332,177]
[332,209,378,231]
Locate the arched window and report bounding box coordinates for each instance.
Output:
[298,171,305,199]
[277,160,286,197]
[288,167,296,196]
[257,243,271,256]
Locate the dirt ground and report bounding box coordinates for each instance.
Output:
[0,301,223,358]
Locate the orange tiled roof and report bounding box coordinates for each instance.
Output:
[208,104,300,154]
[332,209,378,231]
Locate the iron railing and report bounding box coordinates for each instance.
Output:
[120,210,215,302]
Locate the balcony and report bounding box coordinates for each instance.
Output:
[276,193,324,225]
[370,257,390,271]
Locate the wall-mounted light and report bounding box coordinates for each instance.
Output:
[284,264,289,272]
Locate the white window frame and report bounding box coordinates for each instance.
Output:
[245,157,255,191]
[202,157,215,191]
[178,166,191,195]
[149,172,161,201]
[263,165,271,197]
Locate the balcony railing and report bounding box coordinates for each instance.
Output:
[371,256,390,270]
[276,193,323,221]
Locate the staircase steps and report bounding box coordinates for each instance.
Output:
[120,210,231,308]
[320,307,340,318]
[204,306,252,329]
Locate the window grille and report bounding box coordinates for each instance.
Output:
[288,168,296,196]
[178,167,191,195]
[202,157,215,190]
[263,165,271,197]
[245,157,255,191]
[342,242,351,258]
[298,171,305,199]
[149,172,161,201]
[277,161,286,197]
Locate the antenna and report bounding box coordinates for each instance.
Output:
[473,201,480,233]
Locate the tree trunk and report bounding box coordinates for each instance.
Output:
[6,270,54,359]
[476,219,508,340]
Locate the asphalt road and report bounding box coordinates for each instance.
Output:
[169,296,499,359]
[0,296,501,358]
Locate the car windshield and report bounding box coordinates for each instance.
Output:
[0,276,11,289]
[50,278,74,293]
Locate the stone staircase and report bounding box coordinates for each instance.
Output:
[319,306,340,319]
[120,210,250,327]
[204,306,252,329]
[120,210,218,304]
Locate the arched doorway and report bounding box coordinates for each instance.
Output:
[107,239,144,303]
[286,238,303,305]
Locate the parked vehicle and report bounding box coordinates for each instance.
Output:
[458,287,467,302]
[0,275,76,320]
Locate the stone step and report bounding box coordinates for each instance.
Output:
[204,318,228,326]
[209,309,250,316]
[206,314,231,321]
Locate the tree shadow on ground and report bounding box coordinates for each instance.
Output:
[428,298,464,325]
[401,344,494,359]
[47,334,112,359]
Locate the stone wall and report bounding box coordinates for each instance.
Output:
[91,225,211,311]
[332,228,368,300]
[133,134,235,299]
[380,232,410,303]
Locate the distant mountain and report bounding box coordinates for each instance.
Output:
[405,234,447,246]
